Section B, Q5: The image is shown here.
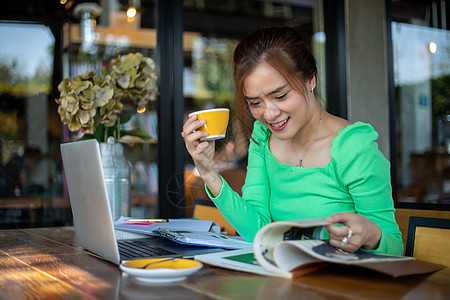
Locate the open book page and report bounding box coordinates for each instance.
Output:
[195,240,444,279]
[195,218,445,278]
[253,218,330,273]
[194,248,292,278]
[273,240,446,277]
[274,239,414,269]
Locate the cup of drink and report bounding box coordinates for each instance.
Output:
[188,108,230,141]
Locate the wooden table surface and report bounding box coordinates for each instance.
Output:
[0,227,449,300]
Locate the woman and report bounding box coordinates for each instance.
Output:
[183,27,403,255]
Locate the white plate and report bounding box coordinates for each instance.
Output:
[120,258,203,283]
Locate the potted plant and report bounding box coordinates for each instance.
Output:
[56,52,159,143]
[55,52,159,220]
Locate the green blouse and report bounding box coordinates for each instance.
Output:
[207,121,404,255]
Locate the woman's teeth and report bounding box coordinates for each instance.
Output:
[272,119,287,128]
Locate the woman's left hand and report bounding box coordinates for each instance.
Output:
[324,212,381,253]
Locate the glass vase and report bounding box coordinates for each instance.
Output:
[100,137,130,221]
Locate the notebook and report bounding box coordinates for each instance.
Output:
[60,139,223,265]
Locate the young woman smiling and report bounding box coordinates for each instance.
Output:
[182,27,403,255]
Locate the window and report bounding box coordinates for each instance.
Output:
[0,22,66,227]
[391,0,449,206]
[0,0,160,227]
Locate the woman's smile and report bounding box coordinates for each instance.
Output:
[269,117,290,131]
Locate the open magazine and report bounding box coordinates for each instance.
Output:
[194,218,446,278]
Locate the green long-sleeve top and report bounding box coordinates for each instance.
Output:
[207,121,404,255]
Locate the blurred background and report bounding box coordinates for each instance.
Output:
[0,0,448,228]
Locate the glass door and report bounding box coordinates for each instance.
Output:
[391,0,449,205]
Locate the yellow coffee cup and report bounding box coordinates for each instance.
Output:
[188,108,230,141]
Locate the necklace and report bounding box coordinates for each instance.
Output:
[290,108,323,167]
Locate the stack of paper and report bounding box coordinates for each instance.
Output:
[158,229,252,250]
[114,216,214,236]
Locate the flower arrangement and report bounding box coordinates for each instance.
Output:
[56,52,159,143]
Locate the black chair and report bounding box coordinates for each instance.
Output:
[405,217,450,266]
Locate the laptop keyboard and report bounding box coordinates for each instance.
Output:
[118,239,177,259]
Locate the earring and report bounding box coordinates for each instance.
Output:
[311,87,314,93]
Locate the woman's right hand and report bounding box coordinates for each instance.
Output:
[325,212,381,253]
[182,114,220,190]
[183,114,223,196]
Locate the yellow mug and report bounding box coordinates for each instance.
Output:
[188,108,230,141]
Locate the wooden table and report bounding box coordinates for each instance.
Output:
[0,227,449,300]
[0,198,72,229]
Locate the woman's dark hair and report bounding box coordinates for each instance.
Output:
[233,26,318,139]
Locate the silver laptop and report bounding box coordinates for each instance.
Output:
[60,139,221,265]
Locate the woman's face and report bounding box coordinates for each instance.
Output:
[243,62,314,140]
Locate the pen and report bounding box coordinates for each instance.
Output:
[125,218,168,223]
